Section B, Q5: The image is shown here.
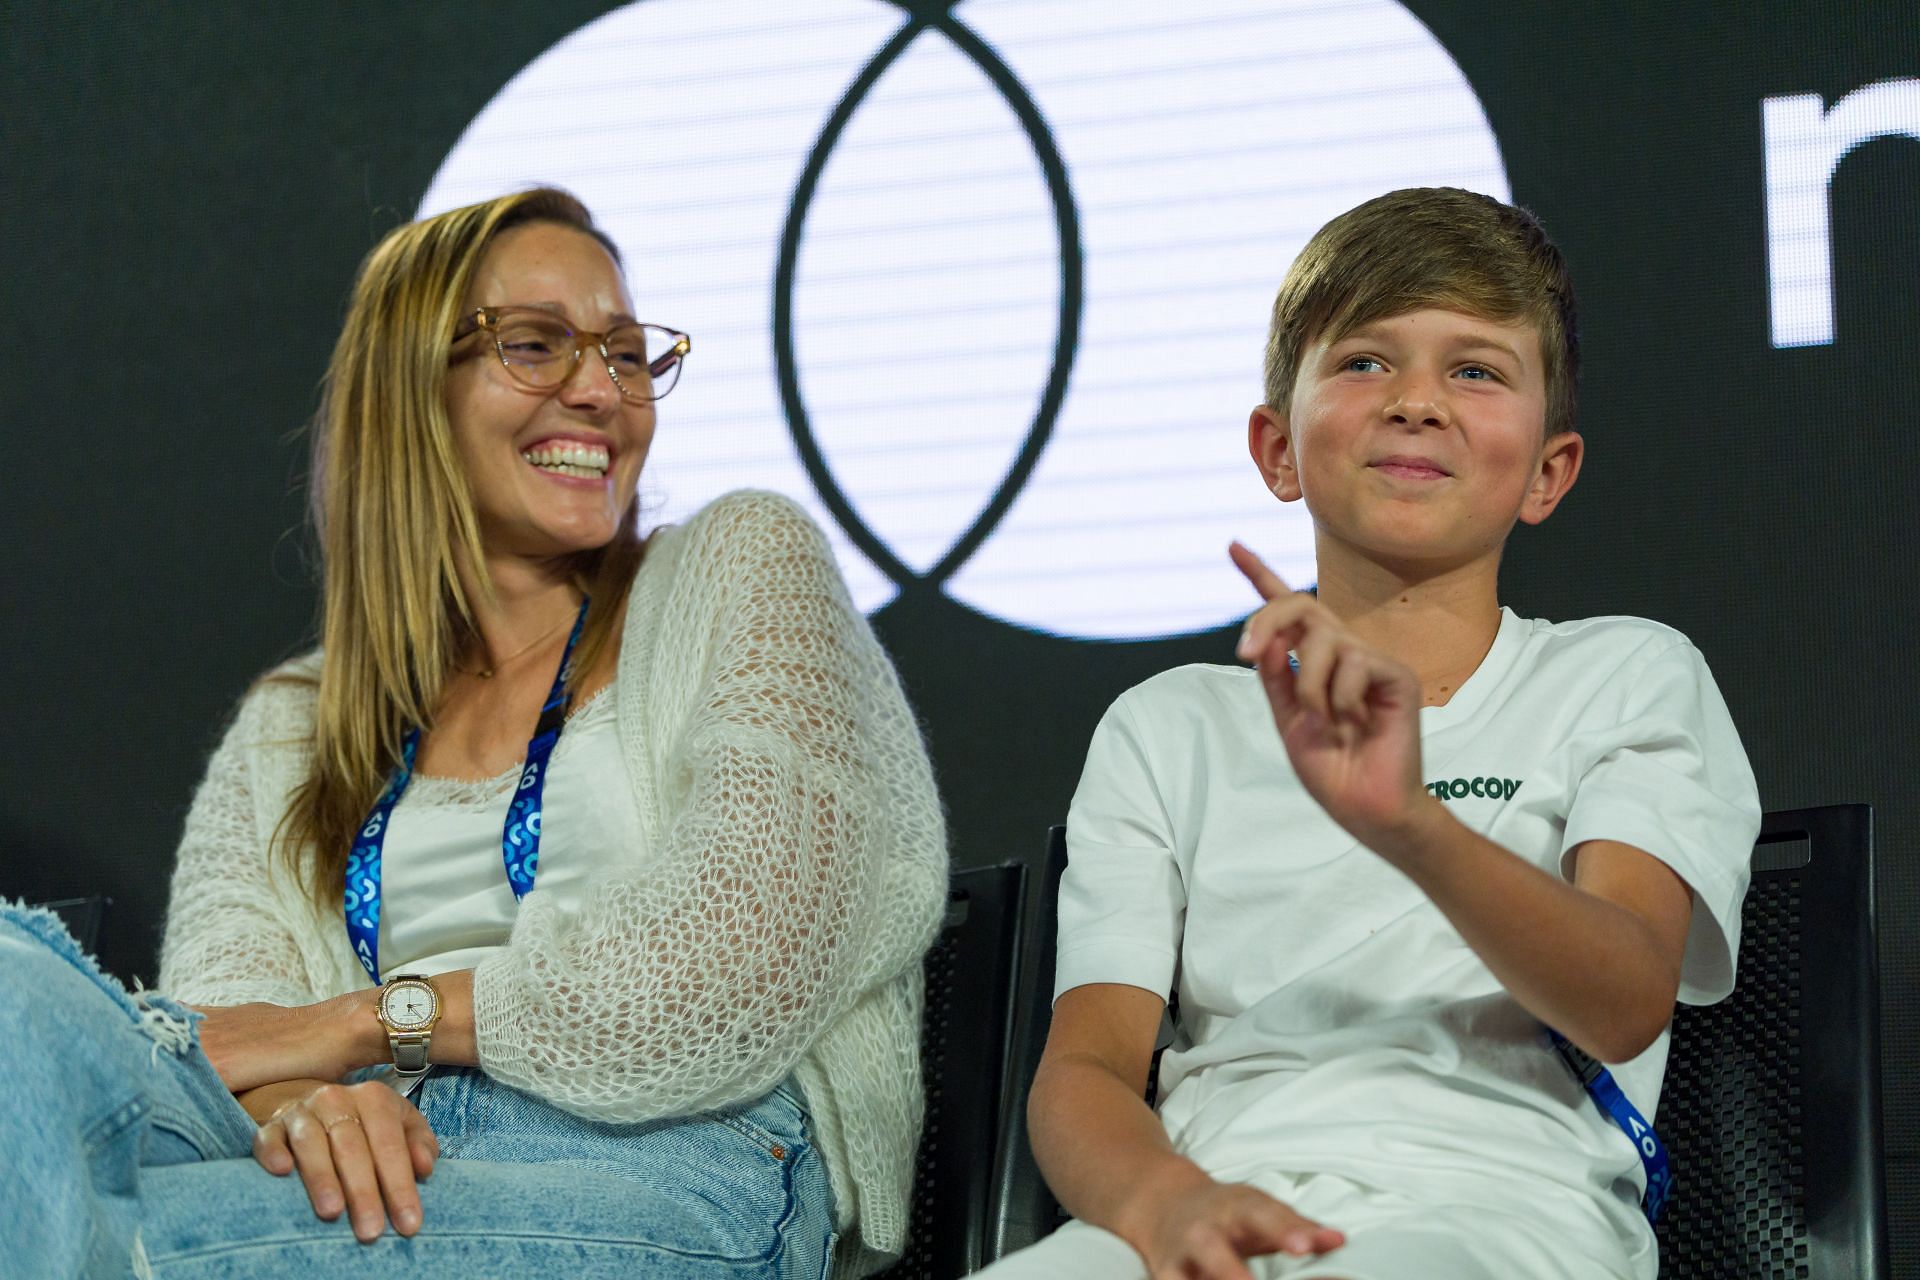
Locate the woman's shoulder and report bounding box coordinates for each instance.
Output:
[667,488,831,550]
[644,489,839,588]
[230,650,324,742]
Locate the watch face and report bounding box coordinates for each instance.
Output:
[381,981,435,1030]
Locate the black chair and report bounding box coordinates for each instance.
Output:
[877,863,1030,1280]
[1658,804,1889,1279]
[985,809,1890,1279]
[987,827,1069,1261]
[35,895,108,953]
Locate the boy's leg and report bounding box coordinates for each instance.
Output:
[973,1218,1616,1280]
[0,903,257,1280]
[973,1172,1633,1280]
[972,1219,1148,1279]
[136,1075,839,1280]
[1269,1223,1625,1280]
[1254,1168,1637,1280]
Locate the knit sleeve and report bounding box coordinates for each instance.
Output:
[158,677,326,1008]
[470,491,948,1121]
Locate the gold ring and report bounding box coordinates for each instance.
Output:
[321,1113,363,1133]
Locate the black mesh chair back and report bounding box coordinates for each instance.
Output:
[876,863,1028,1280]
[1658,804,1888,1279]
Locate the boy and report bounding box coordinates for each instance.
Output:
[977,188,1759,1280]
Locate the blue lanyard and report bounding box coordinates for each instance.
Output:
[344,598,589,983]
[1548,1028,1674,1223]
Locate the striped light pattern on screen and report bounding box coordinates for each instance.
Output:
[421,0,1508,639]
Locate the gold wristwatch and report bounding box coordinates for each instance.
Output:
[375,973,441,1083]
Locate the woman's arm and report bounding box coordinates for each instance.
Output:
[194,969,479,1092]
[158,674,324,1010]
[468,492,946,1120]
[153,675,444,1241]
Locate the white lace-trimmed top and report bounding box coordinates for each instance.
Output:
[379,686,643,979]
[156,491,950,1278]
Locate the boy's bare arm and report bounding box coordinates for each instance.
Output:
[1232,543,1694,1064]
[1371,812,1692,1062]
[1030,984,1189,1237]
[1031,983,1343,1279]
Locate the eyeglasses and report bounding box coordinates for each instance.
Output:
[454,306,691,403]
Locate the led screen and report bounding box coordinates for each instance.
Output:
[420,0,1509,637]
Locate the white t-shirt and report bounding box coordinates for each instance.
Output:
[378,685,648,977]
[1057,609,1760,1273]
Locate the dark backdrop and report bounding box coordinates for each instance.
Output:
[3,2,1914,1269]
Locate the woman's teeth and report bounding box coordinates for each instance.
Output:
[522,442,610,478]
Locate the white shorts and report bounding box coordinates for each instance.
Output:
[972,1170,1639,1280]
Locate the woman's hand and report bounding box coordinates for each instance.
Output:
[1138,1180,1344,1280]
[1230,541,1429,850]
[193,992,382,1094]
[243,1078,440,1242]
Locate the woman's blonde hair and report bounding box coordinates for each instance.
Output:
[277,187,645,908]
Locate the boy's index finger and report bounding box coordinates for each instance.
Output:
[1228,540,1293,600]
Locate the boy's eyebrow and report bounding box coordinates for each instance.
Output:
[1338,323,1528,368]
[1451,335,1527,367]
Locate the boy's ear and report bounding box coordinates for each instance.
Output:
[1248,404,1303,502]
[1518,429,1584,526]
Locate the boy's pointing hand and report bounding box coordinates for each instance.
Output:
[1230,541,1430,853]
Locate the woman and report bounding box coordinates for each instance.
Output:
[0,188,948,1278]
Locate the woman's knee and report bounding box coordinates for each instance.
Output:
[0,901,141,1031]
[0,901,204,1091]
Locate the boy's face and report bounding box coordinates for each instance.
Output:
[1251,307,1580,571]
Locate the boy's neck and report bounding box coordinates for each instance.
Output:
[1311,548,1504,708]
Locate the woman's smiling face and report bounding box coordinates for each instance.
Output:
[443,221,656,562]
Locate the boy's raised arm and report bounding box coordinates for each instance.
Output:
[1232,542,1697,1064]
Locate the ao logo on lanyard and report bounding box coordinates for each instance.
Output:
[419,0,1509,641]
[1549,1028,1675,1224]
[344,600,588,983]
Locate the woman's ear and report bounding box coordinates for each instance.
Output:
[1518,429,1584,526]
[1248,404,1302,502]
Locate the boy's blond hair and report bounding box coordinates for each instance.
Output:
[1262,187,1579,437]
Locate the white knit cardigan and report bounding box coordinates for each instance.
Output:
[157,490,950,1275]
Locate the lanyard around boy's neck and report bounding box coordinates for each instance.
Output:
[344,597,589,984]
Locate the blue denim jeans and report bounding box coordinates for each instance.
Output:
[0,903,836,1280]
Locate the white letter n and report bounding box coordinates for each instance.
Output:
[1764,78,1920,348]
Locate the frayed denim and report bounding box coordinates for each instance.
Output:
[0,903,836,1280]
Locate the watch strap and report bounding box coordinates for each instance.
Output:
[390,1032,431,1076]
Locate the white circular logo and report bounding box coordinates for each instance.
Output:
[422,0,1508,639]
